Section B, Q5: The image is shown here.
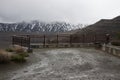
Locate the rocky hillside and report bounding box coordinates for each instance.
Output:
[75,16,120,36]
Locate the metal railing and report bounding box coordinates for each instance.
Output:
[12,33,109,48]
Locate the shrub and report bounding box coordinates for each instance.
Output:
[13,45,24,53]
[19,52,29,57]
[111,41,120,46]
[9,45,25,53]
[11,54,26,63]
[3,45,31,63]
[117,32,120,40]
[0,50,12,63]
[15,48,24,53]
[5,48,14,52]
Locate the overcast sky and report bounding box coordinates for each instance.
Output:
[0,0,120,24]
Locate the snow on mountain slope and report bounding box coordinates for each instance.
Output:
[0,21,86,33]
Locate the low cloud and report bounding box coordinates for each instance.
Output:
[0,0,120,24]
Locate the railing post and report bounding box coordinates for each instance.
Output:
[94,34,96,43]
[56,34,59,47]
[20,36,23,46]
[43,35,46,48]
[27,35,31,50]
[26,35,33,53]
[105,34,110,44]
[82,34,85,43]
[70,35,72,47]
[12,35,16,45]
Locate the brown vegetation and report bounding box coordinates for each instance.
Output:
[0,49,12,63]
[0,45,30,64]
[8,45,27,53]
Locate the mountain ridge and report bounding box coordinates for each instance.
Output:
[0,21,86,33]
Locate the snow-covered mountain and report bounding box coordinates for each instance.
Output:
[0,21,86,33]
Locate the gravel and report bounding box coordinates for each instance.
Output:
[0,48,120,80]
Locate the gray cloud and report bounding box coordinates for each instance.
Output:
[0,0,120,24]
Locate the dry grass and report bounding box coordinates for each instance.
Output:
[9,45,25,53]
[0,49,12,63]
[2,45,30,63]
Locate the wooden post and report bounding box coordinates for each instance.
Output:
[27,35,31,50]
[70,35,72,47]
[82,34,85,43]
[56,34,59,47]
[27,35,33,53]
[43,35,46,48]
[12,35,16,45]
[105,34,110,44]
[20,36,23,46]
[94,34,96,43]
